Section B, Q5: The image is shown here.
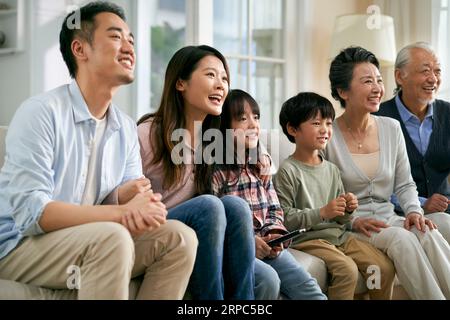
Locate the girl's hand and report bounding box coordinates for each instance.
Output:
[255,235,272,260]
[262,234,284,259]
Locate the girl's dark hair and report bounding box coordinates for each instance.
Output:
[329,46,380,108]
[279,92,335,143]
[60,1,126,78]
[137,45,230,194]
[215,89,264,191]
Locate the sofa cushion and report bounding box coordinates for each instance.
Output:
[0,279,74,300]
[0,278,143,300]
[287,248,328,291]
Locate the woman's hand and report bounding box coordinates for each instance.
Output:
[352,217,389,237]
[404,212,437,232]
[118,176,152,204]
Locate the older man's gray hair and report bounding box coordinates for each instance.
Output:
[394,42,438,94]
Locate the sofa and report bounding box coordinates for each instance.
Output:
[0,126,408,299]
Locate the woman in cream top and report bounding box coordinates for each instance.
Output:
[325,46,450,300]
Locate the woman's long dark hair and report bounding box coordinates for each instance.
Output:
[137,45,230,194]
[214,89,264,192]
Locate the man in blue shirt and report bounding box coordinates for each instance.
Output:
[376,42,450,239]
[0,2,197,299]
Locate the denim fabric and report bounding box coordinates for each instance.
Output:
[255,250,326,300]
[168,195,255,300]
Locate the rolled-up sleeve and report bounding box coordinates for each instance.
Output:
[6,99,56,236]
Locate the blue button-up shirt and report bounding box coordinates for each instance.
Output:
[392,95,434,208]
[0,81,142,260]
[395,95,434,156]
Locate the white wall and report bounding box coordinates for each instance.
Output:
[0,1,30,126]
[1,0,433,126]
[0,0,136,127]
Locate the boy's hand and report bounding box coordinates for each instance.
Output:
[320,196,346,220]
[118,176,152,204]
[343,192,358,213]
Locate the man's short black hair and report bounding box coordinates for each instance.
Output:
[59,1,126,78]
[279,92,335,143]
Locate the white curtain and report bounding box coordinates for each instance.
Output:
[373,0,441,99]
[374,0,433,48]
[432,0,450,101]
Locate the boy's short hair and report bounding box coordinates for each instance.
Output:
[279,92,335,143]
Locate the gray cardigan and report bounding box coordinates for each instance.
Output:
[324,116,423,223]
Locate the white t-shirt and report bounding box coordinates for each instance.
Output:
[81,116,108,205]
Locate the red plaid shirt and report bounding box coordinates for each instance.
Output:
[211,155,287,237]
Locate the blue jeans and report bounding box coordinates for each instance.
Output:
[254,250,327,300]
[168,195,255,300]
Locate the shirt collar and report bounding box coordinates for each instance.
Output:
[395,93,434,123]
[69,80,121,131]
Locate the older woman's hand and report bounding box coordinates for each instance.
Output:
[352,217,389,237]
[404,212,437,232]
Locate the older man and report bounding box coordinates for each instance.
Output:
[376,42,450,240]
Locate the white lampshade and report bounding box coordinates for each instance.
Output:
[330,14,397,67]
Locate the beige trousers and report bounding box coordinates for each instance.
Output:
[426,212,450,244]
[0,220,197,300]
[292,235,395,300]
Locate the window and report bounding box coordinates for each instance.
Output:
[136,0,301,128]
[149,0,186,110]
[437,0,450,100]
[213,0,285,130]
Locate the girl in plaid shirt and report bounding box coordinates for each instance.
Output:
[211,89,326,300]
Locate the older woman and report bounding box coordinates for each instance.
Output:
[325,46,450,300]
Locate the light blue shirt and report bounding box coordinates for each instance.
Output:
[395,95,434,156]
[391,95,434,209]
[0,81,142,260]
